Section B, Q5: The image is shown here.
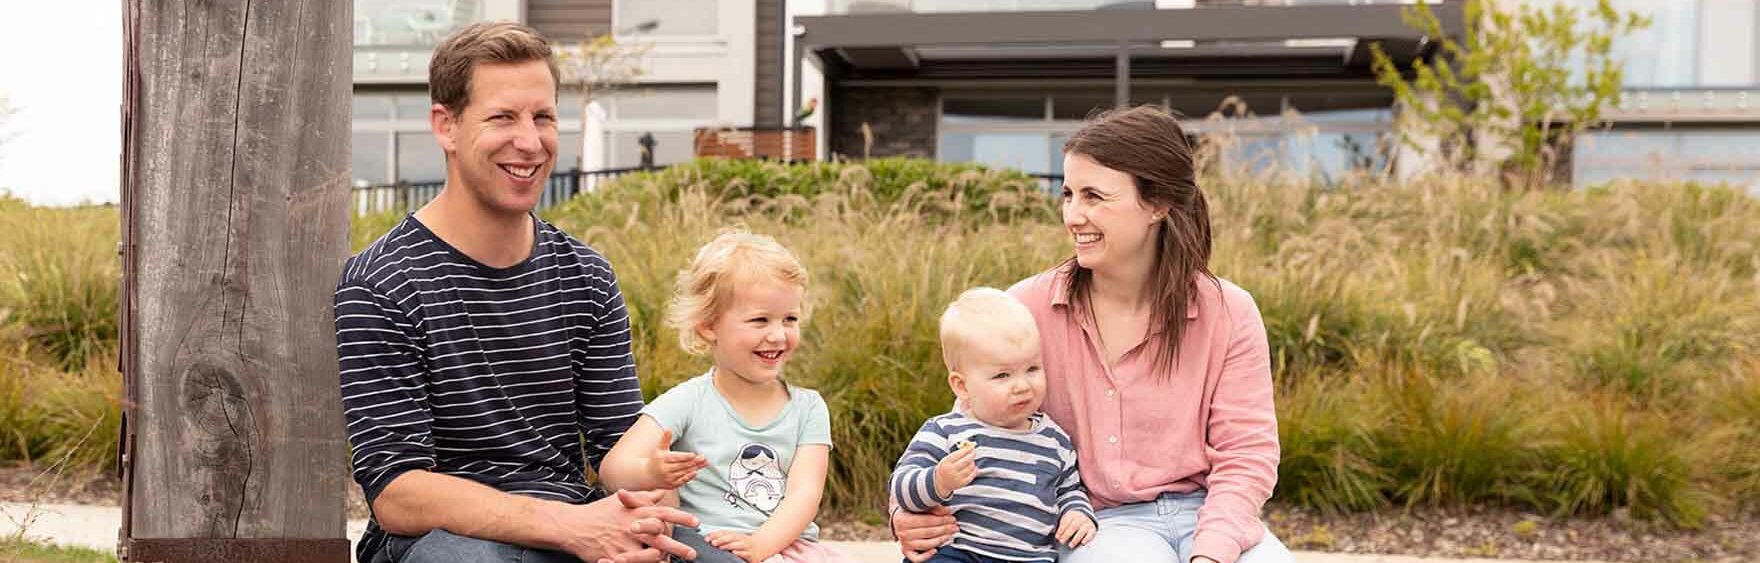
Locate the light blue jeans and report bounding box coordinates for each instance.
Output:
[377,529,581,563]
[1058,490,1295,563]
[381,527,738,563]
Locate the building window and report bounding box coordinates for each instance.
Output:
[353,132,392,186]
[616,0,718,36]
[1575,129,1760,193]
[1610,0,1699,87]
[943,96,1045,123]
[394,93,437,122]
[353,95,393,122]
[937,93,1392,181]
[396,132,448,183]
[609,87,719,120]
[938,133,1054,175]
[354,0,484,47]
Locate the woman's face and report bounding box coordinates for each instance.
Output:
[1060,152,1163,277]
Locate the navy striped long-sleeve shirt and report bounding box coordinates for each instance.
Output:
[336,215,644,562]
[890,411,1094,563]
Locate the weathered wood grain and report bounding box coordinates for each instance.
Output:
[124,0,351,547]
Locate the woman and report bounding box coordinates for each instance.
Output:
[892,106,1293,563]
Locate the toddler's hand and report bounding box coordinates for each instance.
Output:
[704,530,761,563]
[932,441,978,499]
[1055,511,1097,548]
[648,428,707,489]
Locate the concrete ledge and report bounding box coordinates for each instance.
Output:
[1,502,1608,563]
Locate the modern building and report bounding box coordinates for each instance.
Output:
[787,0,1760,190]
[348,0,1760,192]
[787,0,1462,182]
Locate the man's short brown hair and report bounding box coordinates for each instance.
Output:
[428,21,560,115]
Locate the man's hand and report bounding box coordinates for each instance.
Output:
[891,505,957,563]
[647,428,708,489]
[543,489,699,563]
[704,530,769,563]
[932,442,978,499]
[1054,511,1096,548]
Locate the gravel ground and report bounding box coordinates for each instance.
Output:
[6,463,1754,562]
[1264,504,1758,563]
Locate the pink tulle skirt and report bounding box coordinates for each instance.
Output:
[761,540,862,563]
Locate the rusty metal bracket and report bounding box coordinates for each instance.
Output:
[118,0,142,558]
[127,539,352,563]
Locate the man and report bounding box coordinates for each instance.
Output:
[336,22,700,563]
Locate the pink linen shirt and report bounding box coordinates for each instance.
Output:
[1008,267,1279,563]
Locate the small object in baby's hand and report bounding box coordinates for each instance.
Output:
[954,440,976,451]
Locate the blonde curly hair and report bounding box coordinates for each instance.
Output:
[666,229,811,355]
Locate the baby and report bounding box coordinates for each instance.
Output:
[889,287,1096,563]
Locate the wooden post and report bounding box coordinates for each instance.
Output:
[120,0,351,561]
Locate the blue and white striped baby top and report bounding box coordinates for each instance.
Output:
[890,411,1094,563]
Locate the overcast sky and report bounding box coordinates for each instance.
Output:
[0,1,123,206]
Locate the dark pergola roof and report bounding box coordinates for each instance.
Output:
[797,3,1464,49]
[791,2,1465,110]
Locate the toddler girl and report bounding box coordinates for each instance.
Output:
[602,230,856,563]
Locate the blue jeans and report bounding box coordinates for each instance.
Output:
[1058,491,1295,563]
[670,526,747,563]
[911,546,1015,563]
[375,529,581,563]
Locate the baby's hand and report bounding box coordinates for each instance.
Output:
[648,428,708,489]
[932,440,978,499]
[1055,511,1097,548]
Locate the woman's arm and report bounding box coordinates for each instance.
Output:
[1193,294,1280,563]
[888,500,956,563]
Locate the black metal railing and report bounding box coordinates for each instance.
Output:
[351,166,656,217]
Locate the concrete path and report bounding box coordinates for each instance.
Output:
[1,502,1595,563]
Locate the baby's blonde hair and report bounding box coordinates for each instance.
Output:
[666,229,810,356]
[938,287,1039,373]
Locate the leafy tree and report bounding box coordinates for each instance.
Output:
[556,33,650,171]
[1370,0,1648,188]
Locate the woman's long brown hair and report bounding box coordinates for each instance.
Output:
[1061,105,1218,377]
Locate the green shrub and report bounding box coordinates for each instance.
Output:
[351,209,405,253]
[1538,397,1712,526]
[1702,362,1760,510]
[1275,374,1391,512]
[0,346,119,471]
[0,205,119,369]
[1374,369,1536,507]
[573,158,1057,225]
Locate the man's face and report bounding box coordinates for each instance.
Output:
[432,59,558,217]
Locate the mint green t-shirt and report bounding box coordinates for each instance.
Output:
[640,371,833,539]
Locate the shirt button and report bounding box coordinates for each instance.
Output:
[1111,480,1121,488]
[1108,435,1118,444]
[1106,389,1115,398]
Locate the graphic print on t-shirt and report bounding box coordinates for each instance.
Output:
[725,443,786,513]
